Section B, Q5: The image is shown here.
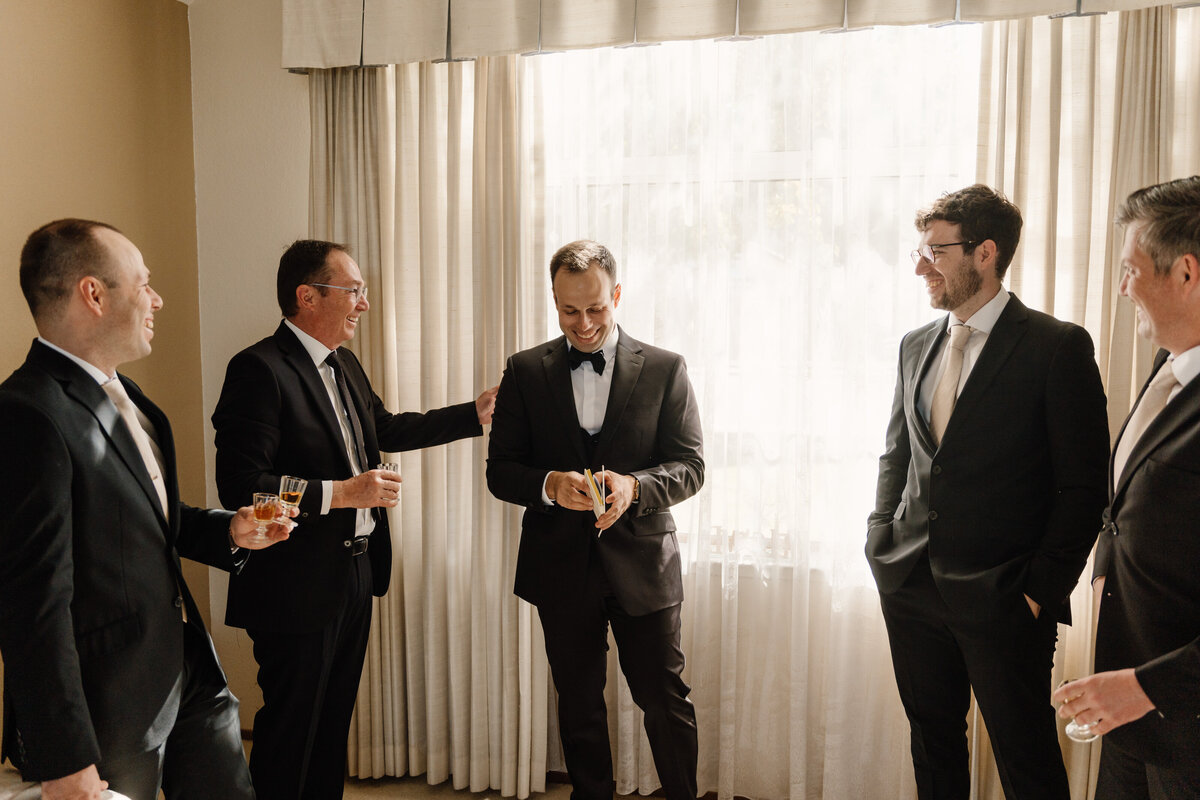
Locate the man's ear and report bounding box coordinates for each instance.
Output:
[612,283,622,309]
[1176,252,1200,293]
[78,276,107,316]
[296,283,317,311]
[975,239,998,272]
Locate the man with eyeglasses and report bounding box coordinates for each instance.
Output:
[211,239,498,800]
[866,185,1109,799]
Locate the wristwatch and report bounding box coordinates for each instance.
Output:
[631,477,640,504]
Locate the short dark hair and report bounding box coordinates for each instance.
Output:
[915,184,1023,280]
[277,239,348,317]
[19,219,121,320]
[549,240,617,288]
[1116,176,1200,276]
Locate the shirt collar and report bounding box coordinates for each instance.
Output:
[284,318,336,368]
[1169,344,1200,389]
[37,337,114,385]
[948,288,1010,334]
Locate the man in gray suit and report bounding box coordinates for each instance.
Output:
[867,186,1110,799]
[1054,176,1200,798]
[487,240,704,800]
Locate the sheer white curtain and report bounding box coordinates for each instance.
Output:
[308,58,551,797]
[534,26,981,799]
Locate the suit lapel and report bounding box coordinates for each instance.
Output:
[594,330,644,462]
[542,338,588,466]
[1113,350,1200,501]
[911,323,945,453]
[275,324,357,473]
[938,295,1028,443]
[31,343,170,534]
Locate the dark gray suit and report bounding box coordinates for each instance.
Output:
[1093,348,1200,796]
[0,340,250,799]
[867,295,1109,799]
[487,327,703,800]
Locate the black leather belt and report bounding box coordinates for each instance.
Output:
[343,538,369,556]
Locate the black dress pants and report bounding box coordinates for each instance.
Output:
[878,553,1068,800]
[537,551,698,800]
[247,553,373,800]
[99,621,253,800]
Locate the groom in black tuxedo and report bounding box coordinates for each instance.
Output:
[0,219,291,800]
[487,240,704,800]
[867,186,1110,799]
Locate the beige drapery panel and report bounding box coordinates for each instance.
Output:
[974,6,1198,799]
[307,58,550,797]
[282,0,1194,67]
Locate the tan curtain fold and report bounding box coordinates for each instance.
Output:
[636,0,738,42]
[449,0,539,60]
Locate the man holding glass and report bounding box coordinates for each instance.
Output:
[866,186,1110,799]
[0,219,292,800]
[487,240,704,800]
[1053,177,1200,798]
[212,239,497,800]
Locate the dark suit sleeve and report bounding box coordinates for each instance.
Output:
[174,504,240,571]
[869,338,911,533]
[486,355,550,507]
[0,401,100,780]
[212,348,297,513]
[1026,325,1109,610]
[628,355,704,514]
[347,350,482,453]
[1135,637,1200,723]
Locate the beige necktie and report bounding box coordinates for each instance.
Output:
[103,378,169,516]
[1112,359,1180,485]
[930,324,973,445]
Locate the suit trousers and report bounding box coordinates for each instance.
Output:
[247,553,373,800]
[1096,737,1200,799]
[537,545,698,800]
[99,622,252,800]
[878,554,1068,800]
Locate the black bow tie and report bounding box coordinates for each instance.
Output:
[568,347,606,375]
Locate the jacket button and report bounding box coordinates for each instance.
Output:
[174,596,183,608]
[932,465,942,475]
[928,511,938,521]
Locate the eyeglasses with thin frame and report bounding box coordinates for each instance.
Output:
[910,241,978,267]
[309,282,369,303]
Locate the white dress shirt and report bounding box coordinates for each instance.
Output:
[284,319,374,538]
[918,289,1012,426]
[541,327,619,505]
[1166,344,1200,401]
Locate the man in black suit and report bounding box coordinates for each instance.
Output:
[0,219,293,800]
[487,240,704,800]
[212,239,496,800]
[867,186,1110,799]
[1053,177,1200,798]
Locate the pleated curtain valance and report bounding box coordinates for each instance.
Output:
[282,0,1187,67]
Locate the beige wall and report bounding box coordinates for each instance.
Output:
[188,0,310,728]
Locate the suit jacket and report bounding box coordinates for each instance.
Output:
[866,295,1109,623]
[1094,348,1200,770]
[486,328,704,616]
[212,321,482,634]
[0,341,238,782]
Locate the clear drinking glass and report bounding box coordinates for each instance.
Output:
[1057,680,1101,743]
[251,492,282,544]
[279,475,308,511]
